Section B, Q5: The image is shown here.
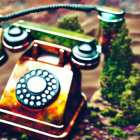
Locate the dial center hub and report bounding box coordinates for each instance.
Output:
[27,76,46,93]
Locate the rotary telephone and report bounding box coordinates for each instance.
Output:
[0,4,124,140]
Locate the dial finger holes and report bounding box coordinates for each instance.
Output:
[16,69,60,109]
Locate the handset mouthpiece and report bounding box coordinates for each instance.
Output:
[96,6,125,22]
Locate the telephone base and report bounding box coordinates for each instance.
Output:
[0,93,86,140]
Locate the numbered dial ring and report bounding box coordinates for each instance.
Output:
[16,69,60,109]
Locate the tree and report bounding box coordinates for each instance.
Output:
[100,20,140,125]
[57,15,84,33]
[100,21,133,104]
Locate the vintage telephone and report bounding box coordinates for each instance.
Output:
[0,4,124,139]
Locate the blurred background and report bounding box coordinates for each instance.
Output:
[0,0,140,100]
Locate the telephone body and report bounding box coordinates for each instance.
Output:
[0,4,125,139]
[0,21,100,139]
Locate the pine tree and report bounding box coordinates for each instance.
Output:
[100,21,140,125]
[100,22,133,104]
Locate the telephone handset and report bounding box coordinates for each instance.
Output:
[2,20,100,69]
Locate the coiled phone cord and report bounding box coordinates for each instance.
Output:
[0,4,97,22]
[0,4,125,22]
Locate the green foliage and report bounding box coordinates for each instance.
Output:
[100,21,133,98]
[95,121,103,127]
[99,20,123,32]
[20,134,29,140]
[100,107,117,117]
[136,124,140,134]
[120,65,140,123]
[100,20,140,125]
[108,127,127,138]
[100,61,127,104]
[100,21,133,103]
[132,107,140,123]
[85,135,92,140]
[57,15,84,33]
[125,65,140,99]
[110,113,129,127]
[90,112,99,120]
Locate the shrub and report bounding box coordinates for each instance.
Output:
[20,134,29,140]
[99,19,140,125]
[94,121,103,127]
[136,124,140,134]
[120,68,140,124]
[110,113,129,127]
[100,106,117,117]
[90,112,99,120]
[108,127,127,138]
[100,21,133,104]
[57,15,84,33]
[85,135,92,140]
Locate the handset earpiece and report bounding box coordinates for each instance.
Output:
[71,39,100,69]
[2,25,30,51]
